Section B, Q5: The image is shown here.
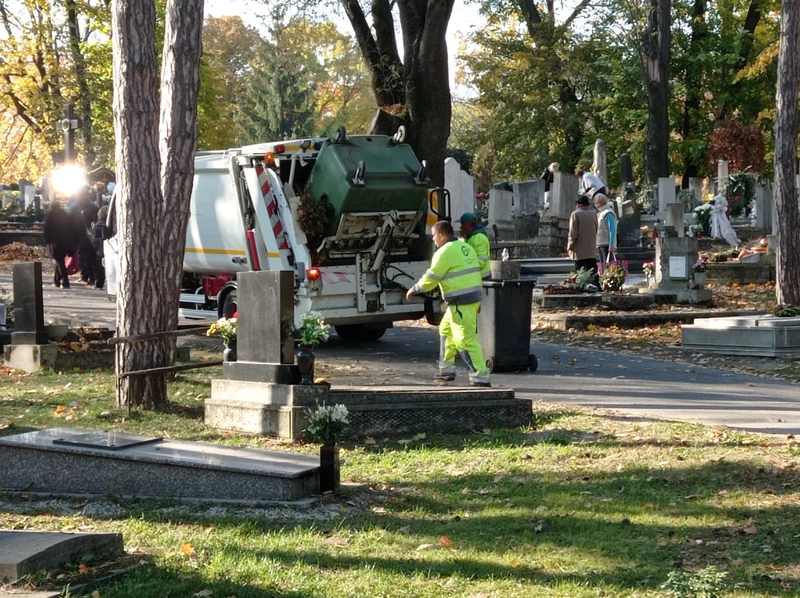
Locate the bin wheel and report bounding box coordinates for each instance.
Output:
[485,357,495,373]
[528,354,538,372]
[332,125,347,143]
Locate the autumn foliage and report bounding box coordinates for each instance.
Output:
[709,121,766,174]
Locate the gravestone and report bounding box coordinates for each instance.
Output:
[657,177,677,215]
[11,262,47,345]
[688,178,704,210]
[444,158,475,233]
[620,153,634,185]
[665,203,685,237]
[551,172,578,220]
[224,270,299,384]
[593,139,607,187]
[488,188,514,240]
[616,198,641,247]
[511,180,542,238]
[755,180,773,234]
[717,160,729,192]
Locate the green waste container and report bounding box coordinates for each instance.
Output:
[478,279,537,372]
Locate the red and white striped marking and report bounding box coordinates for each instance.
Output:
[320,271,352,285]
[256,165,289,250]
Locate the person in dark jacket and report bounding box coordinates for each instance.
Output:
[43,202,77,288]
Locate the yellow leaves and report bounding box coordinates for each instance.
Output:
[181,542,195,555]
[78,563,90,575]
[439,536,453,548]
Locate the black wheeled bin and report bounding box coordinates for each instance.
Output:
[478,279,537,372]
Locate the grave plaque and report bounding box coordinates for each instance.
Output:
[52,430,162,451]
[669,256,688,279]
[11,262,48,345]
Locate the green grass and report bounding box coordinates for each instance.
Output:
[2,363,799,597]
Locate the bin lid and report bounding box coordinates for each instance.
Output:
[482,278,537,288]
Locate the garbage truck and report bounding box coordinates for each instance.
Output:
[104,127,443,341]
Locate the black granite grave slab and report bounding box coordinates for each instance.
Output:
[11,262,47,345]
[51,430,162,451]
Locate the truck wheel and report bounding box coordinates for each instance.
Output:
[485,357,495,373]
[335,324,367,342]
[528,354,538,372]
[364,326,388,341]
[221,290,237,319]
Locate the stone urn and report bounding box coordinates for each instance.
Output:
[319,444,340,493]
[296,344,316,385]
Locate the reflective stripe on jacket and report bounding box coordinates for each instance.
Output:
[412,238,482,304]
[465,228,491,279]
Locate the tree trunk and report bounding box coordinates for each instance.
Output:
[774,0,800,306]
[680,0,705,188]
[399,0,454,188]
[112,0,167,409]
[341,0,454,187]
[643,0,671,184]
[66,0,95,168]
[159,0,204,349]
[112,0,203,409]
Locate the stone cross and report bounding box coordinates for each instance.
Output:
[593,139,607,187]
[11,262,48,345]
[55,104,81,163]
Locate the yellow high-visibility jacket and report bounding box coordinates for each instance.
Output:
[412,238,482,304]
[465,228,491,279]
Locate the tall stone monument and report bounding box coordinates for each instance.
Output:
[593,139,607,187]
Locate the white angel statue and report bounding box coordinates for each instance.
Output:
[711,193,740,247]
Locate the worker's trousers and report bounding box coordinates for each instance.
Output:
[438,302,490,383]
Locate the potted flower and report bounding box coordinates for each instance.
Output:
[304,401,350,492]
[642,261,655,287]
[296,311,330,385]
[692,257,708,287]
[207,316,237,361]
[599,263,626,292]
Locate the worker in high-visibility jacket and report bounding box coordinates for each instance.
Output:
[458,212,491,279]
[406,220,491,387]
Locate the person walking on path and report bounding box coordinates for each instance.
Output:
[595,193,618,266]
[43,201,78,289]
[406,220,491,387]
[575,168,607,199]
[567,195,599,284]
[458,212,491,279]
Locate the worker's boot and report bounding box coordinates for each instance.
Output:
[471,380,491,388]
[434,372,455,383]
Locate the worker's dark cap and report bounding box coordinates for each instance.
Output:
[575,195,591,205]
[458,212,478,223]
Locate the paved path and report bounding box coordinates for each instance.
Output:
[317,325,800,436]
[3,271,798,436]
